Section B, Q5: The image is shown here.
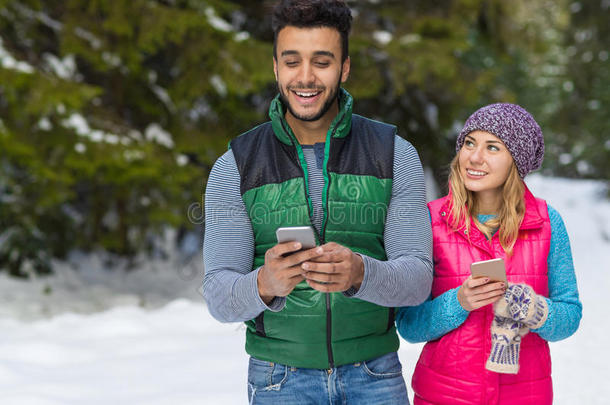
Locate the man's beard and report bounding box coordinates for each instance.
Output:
[279,78,341,122]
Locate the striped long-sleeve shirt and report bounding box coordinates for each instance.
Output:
[202,135,433,323]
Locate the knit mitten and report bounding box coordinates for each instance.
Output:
[495,283,549,329]
[486,315,529,374]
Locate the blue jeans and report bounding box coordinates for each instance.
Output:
[247,352,409,404]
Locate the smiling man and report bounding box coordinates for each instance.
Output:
[274,25,348,136]
[203,1,433,403]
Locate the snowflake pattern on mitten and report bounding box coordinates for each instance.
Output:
[504,284,532,322]
[486,315,529,374]
[503,283,549,329]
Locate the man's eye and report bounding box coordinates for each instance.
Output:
[315,61,330,67]
[285,61,298,67]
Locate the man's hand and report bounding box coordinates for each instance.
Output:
[300,242,365,293]
[257,242,325,304]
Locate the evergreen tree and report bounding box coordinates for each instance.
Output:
[546,0,609,180]
[0,0,606,276]
[0,0,271,276]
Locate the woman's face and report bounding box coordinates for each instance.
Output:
[458,130,514,196]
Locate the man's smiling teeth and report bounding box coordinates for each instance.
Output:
[295,91,320,97]
[467,169,486,176]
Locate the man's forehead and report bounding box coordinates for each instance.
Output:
[276,26,342,55]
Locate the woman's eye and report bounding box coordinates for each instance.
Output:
[465,140,474,147]
[488,145,499,151]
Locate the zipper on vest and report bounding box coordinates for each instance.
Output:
[280,119,320,238]
[320,111,346,369]
[281,108,345,370]
[325,292,334,368]
[283,119,333,367]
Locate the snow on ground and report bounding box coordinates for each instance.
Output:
[0,175,608,404]
[0,230,203,321]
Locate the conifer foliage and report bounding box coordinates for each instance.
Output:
[0,0,607,276]
[0,0,270,276]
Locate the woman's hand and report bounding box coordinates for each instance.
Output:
[457,276,506,311]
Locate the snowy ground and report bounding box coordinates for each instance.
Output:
[1,175,608,404]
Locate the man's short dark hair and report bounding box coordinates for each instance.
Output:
[272,0,352,62]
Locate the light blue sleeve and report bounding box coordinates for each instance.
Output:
[531,205,582,341]
[396,287,470,343]
[396,204,583,343]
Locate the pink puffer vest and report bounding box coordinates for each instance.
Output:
[412,186,552,405]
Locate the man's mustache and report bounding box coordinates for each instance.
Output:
[287,83,325,91]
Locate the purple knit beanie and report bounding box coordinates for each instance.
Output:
[456,103,545,178]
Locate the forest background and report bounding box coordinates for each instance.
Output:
[0,0,608,277]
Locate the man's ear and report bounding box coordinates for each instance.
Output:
[273,58,278,81]
[341,56,350,83]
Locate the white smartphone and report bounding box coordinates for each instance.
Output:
[275,226,317,249]
[470,258,507,284]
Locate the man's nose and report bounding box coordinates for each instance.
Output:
[297,63,315,84]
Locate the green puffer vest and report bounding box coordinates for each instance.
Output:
[230,89,398,369]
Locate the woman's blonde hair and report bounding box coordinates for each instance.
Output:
[447,154,525,255]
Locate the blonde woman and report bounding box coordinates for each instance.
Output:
[396,104,582,405]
